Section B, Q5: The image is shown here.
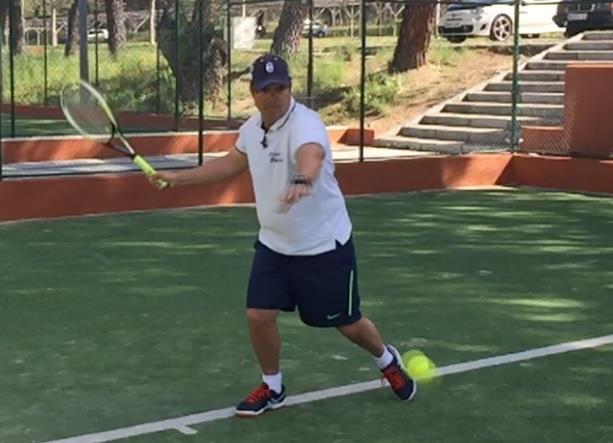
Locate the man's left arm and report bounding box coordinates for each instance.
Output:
[278,143,325,213]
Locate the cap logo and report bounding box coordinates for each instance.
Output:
[265,61,275,74]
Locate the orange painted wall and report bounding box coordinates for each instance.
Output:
[565,65,613,158]
[3,152,613,223]
[0,154,513,222]
[521,64,613,158]
[507,154,613,194]
[0,172,255,221]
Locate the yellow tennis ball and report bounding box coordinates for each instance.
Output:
[407,355,436,383]
[402,349,425,367]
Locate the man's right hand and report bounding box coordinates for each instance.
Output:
[149,171,180,189]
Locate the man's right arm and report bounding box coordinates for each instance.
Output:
[151,148,248,188]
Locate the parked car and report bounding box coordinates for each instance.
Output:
[439,0,563,43]
[87,27,109,42]
[302,20,329,37]
[555,0,613,36]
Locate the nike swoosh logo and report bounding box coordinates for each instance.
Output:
[326,313,342,320]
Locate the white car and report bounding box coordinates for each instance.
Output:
[439,0,562,43]
[302,20,329,37]
[87,28,109,42]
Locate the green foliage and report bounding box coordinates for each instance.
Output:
[429,46,467,67]
[2,36,475,123]
[343,72,401,116]
[312,60,345,95]
[2,44,178,114]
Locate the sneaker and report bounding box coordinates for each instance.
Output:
[381,345,417,401]
[234,383,286,417]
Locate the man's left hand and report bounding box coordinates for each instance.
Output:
[278,182,312,213]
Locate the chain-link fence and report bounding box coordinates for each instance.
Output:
[1,0,612,179]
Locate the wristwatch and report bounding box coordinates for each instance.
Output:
[290,174,312,187]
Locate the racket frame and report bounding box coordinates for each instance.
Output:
[61,80,168,188]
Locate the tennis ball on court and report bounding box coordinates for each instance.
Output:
[402,349,425,367]
[405,353,436,383]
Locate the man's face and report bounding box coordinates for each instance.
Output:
[251,83,292,120]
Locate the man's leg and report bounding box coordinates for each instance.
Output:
[235,308,287,417]
[337,316,385,357]
[338,316,417,401]
[236,240,290,417]
[246,308,281,374]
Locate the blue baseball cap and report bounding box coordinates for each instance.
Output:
[251,54,291,92]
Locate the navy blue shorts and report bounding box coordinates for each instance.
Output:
[246,238,362,327]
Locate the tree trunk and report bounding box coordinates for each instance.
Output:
[9,0,26,55]
[64,0,79,57]
[157,0,227,104]
[105,0,127,55]
[389,1,436,72]
[270,0,307,56]
[0,2,8,42]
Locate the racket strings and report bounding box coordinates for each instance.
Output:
[62,86,115,140]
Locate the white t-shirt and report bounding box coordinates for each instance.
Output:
[235,98,352,255]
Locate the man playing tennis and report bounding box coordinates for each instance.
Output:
[153,54,416,417]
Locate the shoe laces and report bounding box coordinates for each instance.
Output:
[245,383,271,404]
[382,364,407,391]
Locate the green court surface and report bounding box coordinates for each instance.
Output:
[1,190,613,443]
[1,113,77,136]
[0,114,171,138]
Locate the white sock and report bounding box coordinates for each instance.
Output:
[262,373,282,394]
[374,347,394,370]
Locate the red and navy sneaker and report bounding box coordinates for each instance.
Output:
[234,383,286,417]
[381,345,417,401]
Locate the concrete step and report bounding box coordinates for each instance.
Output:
[545,50,613,60]
[485,81,565,93]
[524,60,613,70]
[420,113,544,129]
[372,136,498,154]
[372,135,465,153]
[508,70,565,81]
[399,124,507,144]
[583,31,613,41]
[565,41,613,50]
[465,91,564,104]
[444,102,564,118]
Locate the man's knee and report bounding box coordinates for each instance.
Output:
[246,308,279,325]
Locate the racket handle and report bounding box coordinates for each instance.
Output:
[133,155,169,189]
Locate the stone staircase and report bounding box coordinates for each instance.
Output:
[374,31,613,154]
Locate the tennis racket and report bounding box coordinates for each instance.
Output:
[60,80,168,189]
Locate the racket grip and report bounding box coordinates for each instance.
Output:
[133,155,169,189]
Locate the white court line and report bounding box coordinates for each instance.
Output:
[42,334,613,443]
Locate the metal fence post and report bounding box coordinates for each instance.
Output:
[43,0,49,105]
[174,0,180,131]
[509,0,522,152]
[0,15,4,180]
[78,0,89,83]
[8,0,16,137]
[359,0,367,162]
[156,24,161,114]
[198,0,205,165]
[94,0,100,86]
[226,0,232,121]
[307,0,314,108]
